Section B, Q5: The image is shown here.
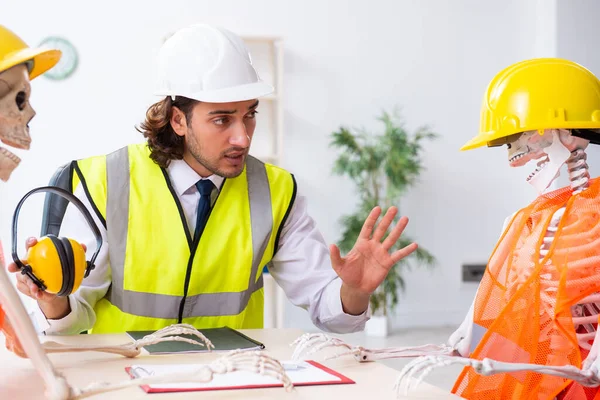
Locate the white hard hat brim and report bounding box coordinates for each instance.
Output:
[156,81,274,103]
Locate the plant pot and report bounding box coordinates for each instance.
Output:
[365,315,389,337]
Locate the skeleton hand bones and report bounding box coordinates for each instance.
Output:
[290,333,456,362]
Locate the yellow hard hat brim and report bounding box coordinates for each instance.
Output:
[460,130,509,151]
[460,121,600,151]
[0,47,61,80]
[460,136,488,151]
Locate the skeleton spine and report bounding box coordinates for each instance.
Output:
[568,149,590,194]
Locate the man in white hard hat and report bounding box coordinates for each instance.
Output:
[11,24,417,334]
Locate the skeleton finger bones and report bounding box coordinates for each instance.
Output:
[291,333,357,361]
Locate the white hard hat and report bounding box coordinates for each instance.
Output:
[154,24,273,103]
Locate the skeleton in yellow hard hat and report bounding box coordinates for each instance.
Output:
[292,58,600,400]
[0,23,72,399]
[0,25,60,181]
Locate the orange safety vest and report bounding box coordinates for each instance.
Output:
[453,178,600,400]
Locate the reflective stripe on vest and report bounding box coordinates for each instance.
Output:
[104,146,273,319]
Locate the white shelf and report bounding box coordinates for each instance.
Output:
[243,36,285,329]
[243,36,282,43]
[243,36,283,168]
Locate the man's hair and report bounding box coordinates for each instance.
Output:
[137,96,198,168]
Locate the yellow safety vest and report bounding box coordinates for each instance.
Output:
[70,143,296,333]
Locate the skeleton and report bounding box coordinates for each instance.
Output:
[0,64,32,182]
[0,51,292,399]
[292,128,600,399]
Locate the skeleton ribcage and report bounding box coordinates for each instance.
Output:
[572,297,600,350]
[538,203,600,352]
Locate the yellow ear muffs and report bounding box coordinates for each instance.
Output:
[11,186,103,297]
[26,235,87,296]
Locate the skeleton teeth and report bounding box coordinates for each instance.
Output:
[509,153,526,163]
[526,160,549,182]
[0,147,21,164]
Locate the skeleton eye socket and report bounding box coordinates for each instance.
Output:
[15,91,26,111]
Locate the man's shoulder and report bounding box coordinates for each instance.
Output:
[246,156,296,201]
[75,142,148,163]
[248,155,292,176]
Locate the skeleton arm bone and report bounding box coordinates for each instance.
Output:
[70,349,294,399]
[290,311,471,363]
[396,320,600,397]
[395,354,600,397]
[41,323,214,358]
[290,331,458,362]
[290,285,478,363]
[0,264,72,399]
[352,300,477,362]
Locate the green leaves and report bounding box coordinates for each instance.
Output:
[330,109,438,315]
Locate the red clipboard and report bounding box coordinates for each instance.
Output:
[125,360,354,393]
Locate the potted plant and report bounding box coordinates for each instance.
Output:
[330,109,437,336]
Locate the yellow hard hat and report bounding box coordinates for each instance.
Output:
[0,25,61,79]
[461,58,600,151]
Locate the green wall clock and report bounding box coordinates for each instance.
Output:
[38,36,79,80]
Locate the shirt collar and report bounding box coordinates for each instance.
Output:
[166,159,225,196]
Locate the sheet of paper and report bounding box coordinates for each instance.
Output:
[128,360,352,390]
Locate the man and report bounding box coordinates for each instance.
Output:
[10,24,418,335]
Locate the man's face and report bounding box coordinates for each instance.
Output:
[0,64,34,182]
[174,99,259,178]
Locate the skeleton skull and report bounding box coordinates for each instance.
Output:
[0,63,34,182]
[506,129,590,193]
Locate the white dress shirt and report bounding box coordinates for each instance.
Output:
[30,159,370,334]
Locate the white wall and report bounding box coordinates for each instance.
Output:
[0,0,551,333]
[556,0,600,183]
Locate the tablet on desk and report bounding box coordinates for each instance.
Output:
[126,326,265,354]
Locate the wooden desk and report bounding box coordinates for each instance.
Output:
[0,328,461,399]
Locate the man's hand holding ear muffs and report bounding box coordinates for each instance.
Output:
[7,237,87,320]
[7,186,103,321]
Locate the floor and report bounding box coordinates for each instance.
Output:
[321,325,463,393]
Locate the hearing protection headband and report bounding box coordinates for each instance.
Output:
[11,186,103,291]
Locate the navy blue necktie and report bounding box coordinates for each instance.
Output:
[194,180,215,242]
